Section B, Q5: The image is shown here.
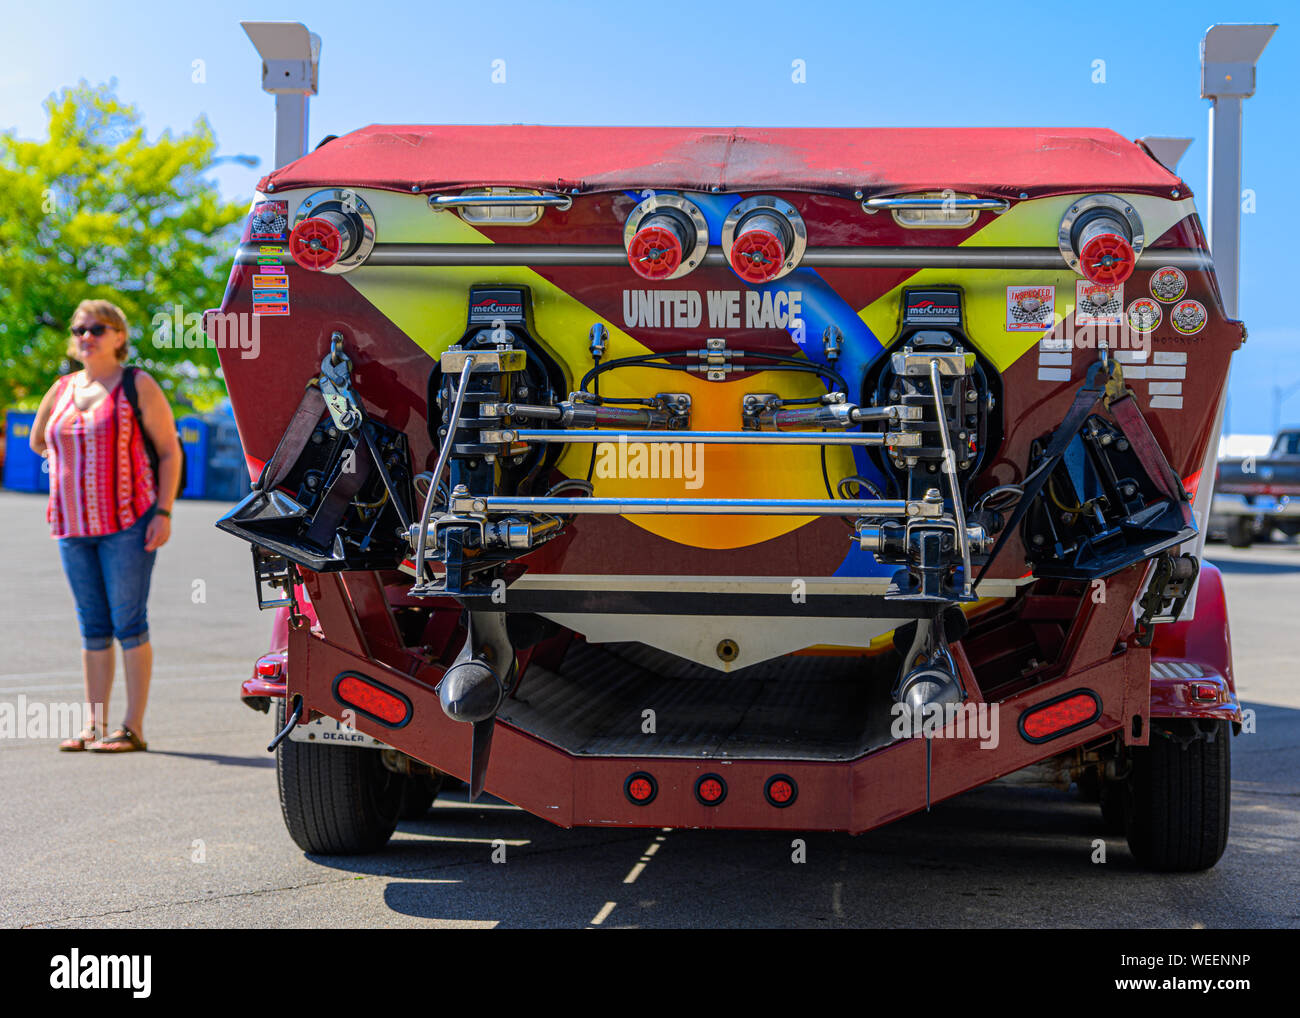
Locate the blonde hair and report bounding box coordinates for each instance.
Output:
[66,299,130,363]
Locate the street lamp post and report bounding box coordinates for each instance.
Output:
[1181,24,1275,616]
[241,22,321,170]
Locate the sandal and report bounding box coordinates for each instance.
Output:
[59,725,99,752]
[88,725,148,753]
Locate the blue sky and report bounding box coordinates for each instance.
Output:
[2,0,1295,433]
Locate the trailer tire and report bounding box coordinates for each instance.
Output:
[1226,518,1253,548]
[1123,719,1231,872]
[275,702,403,855]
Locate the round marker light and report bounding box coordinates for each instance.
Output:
[729,212,789,284]
[764,774,798,808]
[627,213,688,280]
[289,210,356,271]
[1073,212,1135,286]
[624,772,658,805]
[694,773,727,806]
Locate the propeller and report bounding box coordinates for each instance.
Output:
[436,612,515,800]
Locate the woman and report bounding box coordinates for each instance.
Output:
[29,299,180,752]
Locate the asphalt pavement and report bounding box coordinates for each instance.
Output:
[1,490,1296,928]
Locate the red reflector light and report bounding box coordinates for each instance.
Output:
[289,215,344,271]
[694,773,727,806]
[255,658,282,677]
[1194,683,1219,702]
[333,673,411,726]
[624,772,657,805]
[627,223,684,280]
[764,774,798,808]
[1019,690,1101,743]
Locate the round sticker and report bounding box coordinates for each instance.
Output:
[1150,266,1188,303]
[1127,298,1162,333]
[1170,299,1207,336]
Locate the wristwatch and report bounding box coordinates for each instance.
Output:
[155,508,172,519]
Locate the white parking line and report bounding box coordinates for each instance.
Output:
[589,901,617,926]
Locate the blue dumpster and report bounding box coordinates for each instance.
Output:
[177,416,209,499]
[203,403,250,503]
[3,411,50,493]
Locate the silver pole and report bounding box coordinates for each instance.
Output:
[1183,23,1276,615]
[507,429,903,447]
[274,93,310,171]
[460,496,906,518]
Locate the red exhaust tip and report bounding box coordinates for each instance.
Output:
[729,228,786,284]
[627,224,684,280]
[289,216,344,271]
[1078,230,1135,286]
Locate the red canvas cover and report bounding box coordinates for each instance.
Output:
[258,125,1185,200]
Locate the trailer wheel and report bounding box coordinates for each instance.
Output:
[1227,518,1254,548]
[275,702,403,854]
[1123,719,1231,872]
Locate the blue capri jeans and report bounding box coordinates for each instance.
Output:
[57,507,158,650]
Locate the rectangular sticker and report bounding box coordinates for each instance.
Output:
[257,264,287,274]
[249,201,289,241]
[252,274,289,289]
[252,290,289,303]
[1006,285,1055,332]
[1075,280,1124,327]
[252,303,290,316]
[258,245,286,256]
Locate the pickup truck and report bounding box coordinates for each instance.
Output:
[1212,429,1300,546]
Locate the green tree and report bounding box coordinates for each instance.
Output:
[0,79,246,411]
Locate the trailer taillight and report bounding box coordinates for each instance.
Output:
[333,673,411,727]
[255,657,282,677]
[624,771,658,805]
[1018,689,1101,743]
[694,773,727,806]
[764,774,798,808]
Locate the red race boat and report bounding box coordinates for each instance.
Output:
[213,120,1242,870]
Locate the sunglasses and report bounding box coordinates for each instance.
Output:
[71,324,110,337]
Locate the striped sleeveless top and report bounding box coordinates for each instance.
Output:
[45,372,157,538]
